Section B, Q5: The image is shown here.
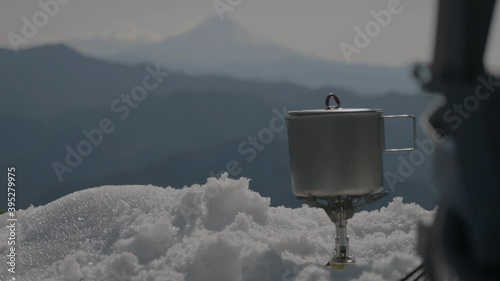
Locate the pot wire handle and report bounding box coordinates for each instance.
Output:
[383,115,416,152]
[325,93,341,109]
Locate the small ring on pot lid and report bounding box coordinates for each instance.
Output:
[325,93,341,109]
[287,94,382,115]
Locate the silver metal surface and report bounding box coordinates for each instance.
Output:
[287,108,378,115]
[333,207,350,260]
[327,205,356,269]
[286,109,414,197]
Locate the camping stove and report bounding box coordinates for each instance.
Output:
[286,93,415,268]
[298,192,388,268]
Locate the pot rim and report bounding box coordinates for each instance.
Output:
[287,108,383,115]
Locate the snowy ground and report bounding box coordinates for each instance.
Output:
[0,174,434,281]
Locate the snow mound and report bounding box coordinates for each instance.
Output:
[0,174,434,281]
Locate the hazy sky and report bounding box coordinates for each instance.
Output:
[1,0,499,67]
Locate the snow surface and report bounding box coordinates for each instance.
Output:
[0,174,434,281]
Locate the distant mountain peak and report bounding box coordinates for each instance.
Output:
[167,16,258,44]
[109,16,291,67]
[195,16,249,33]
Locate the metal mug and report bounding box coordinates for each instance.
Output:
[286,94,416,197]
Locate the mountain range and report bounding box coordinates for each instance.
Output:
[69,18,420,96]
[1,44,436,212]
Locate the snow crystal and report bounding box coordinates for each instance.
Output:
[0,174,434,281]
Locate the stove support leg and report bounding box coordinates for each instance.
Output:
[334,207,349,259]
[297,193,388,269]
[325,206,355,268]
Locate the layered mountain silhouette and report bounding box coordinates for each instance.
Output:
[70,18,420,95]
[2,45,435,211]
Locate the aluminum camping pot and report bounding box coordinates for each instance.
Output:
[286,94,416,197]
